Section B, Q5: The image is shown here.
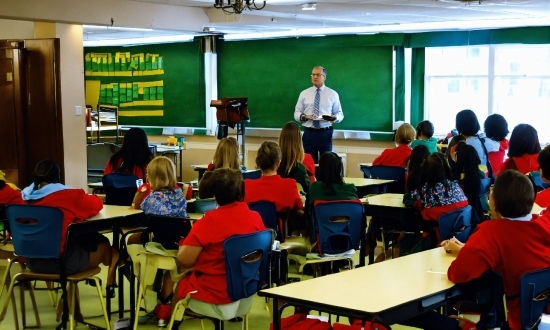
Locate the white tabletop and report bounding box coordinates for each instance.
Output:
[156,145,183,153]
[261,247,455,314]
[343,177,395,187]
[365,193,406,208]
[192,164,209,171]
[87,205,143,221]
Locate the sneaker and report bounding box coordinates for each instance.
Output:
[156,303,171,327]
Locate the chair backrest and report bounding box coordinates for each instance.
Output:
[359,165,371,179]
[438,205,473,243]
[312,200,364,256]
[368,166,406,193]
[102,172,139,206]
[146,215,192,250]
[224,229,272,301]
[247,201,278,239]
[6,204,64,259]
[242,170,261,180]
[520,267,550,329]
[528,172,550,195]
[190,198,217,213]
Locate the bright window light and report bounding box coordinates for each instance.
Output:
[83,35,195,46]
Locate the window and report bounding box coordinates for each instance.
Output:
[425,45,550,144]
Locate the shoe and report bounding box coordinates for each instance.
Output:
[106,285,117,299]
[228,316,243,322]
[85,278,102,287]
[138,305,158,325]
[156,303,171,327]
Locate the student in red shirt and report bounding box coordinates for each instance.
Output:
[372,123,415,168]
[500,124,540,174]
[103,127,154,179]
[244,141,304,214]
[535,145,550,208]
[21,160,119,296]
[176,168,266,306]
[0,170,22,205]
[444,170,550,330]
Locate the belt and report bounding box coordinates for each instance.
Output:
[304,126,332,131]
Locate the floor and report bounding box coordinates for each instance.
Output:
[0,237,418,330]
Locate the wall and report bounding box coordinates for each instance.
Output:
[0,19,33,39]
[34,22,88,189]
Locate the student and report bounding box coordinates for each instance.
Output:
[444,170,550,330]
[104,127,154,180]
[278,122,311,194]
[406,153,468,222]
[372,123,415,168]
[410,120,438,153]
[244,141,304,214]
[452,143,485,221]
[0,170,22,205]
[308,151,357,208]
[499,123,540,174]
[206,137,240,171]
[405,145,430,193]
[175,168,265,319]
[483,114,509,175]
[535,145,550,208]
[455,109,499,168]
[21,160,119,294]
[127,156,187,327]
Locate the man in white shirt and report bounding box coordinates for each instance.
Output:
[294,66,344,163]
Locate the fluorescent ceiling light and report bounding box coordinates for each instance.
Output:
[301,3,316,10]
[83,25,154,32]
[83,35,194,46]
[223,17,550,41]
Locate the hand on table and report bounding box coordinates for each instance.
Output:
[441,237,464,255]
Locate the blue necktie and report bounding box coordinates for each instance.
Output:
[313,88,320,128]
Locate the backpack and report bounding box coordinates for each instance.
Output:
[269,314,332,330]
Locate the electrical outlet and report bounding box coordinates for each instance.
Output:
[75,106,82,116]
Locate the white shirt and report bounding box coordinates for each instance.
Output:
[294,85,343,129]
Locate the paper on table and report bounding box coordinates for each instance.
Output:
[427,268,447,275]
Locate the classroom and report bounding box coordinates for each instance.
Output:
[1,1,550,329]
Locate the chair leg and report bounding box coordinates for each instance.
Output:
[92,277,111,330]
[28,283,41,327]
[0,258,16,299]
[11,291,20,330]
[44,281,56,306]
[243,314,248,330]
[132,277,146,330]
[68,282,75,330]
[19,282,26,328]
[200,319,205,330]
[0,273,21,322]
[167,300,185,330]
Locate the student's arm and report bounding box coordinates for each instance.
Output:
[132,183,151,209]
[76,190,104,220]
[177,245,203,270]
[447,234,492,284]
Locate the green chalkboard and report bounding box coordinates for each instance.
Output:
[84,41,204,127]
[218,36,393,131]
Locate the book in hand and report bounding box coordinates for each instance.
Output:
[322,115,336,121]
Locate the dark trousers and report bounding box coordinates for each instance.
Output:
[302,127,333,163]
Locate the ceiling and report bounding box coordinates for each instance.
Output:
[83,0,550,42]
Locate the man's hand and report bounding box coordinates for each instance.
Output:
[301,114,314,122]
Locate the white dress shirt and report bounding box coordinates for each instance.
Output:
[294,85,343,129]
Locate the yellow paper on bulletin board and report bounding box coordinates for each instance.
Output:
[85,80,101,107]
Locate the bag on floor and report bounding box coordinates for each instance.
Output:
[269,313,332,330]
[333,319,390,330]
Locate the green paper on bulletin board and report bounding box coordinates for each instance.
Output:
[158,57,163,69]
[113,97,119,105]
[143,87,150,100]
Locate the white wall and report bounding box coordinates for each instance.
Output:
[0,19,34,39]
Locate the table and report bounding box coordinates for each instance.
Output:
[156,145,184,180]
[260,248,457,329]
[191,164,209,181]
[363,193,422,264]
[343,177,394,187]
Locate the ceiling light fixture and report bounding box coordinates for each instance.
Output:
[214,0,266,15]
[301,3,316,10]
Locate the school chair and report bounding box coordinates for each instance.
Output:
[102,172,139,206]
[527,171,550,195]
[520,267,550,329]
[167,229,273,330]
[287,200,363,279]
[0,204,110,330]
[437,205,474,243]
[248,201,280,240]
[479,177,492,213]
[131,215,192,330]
[188,198,217,214]
[367,165,406,194]
[242,170,262,180]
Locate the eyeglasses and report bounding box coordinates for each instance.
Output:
[311,73,325,77]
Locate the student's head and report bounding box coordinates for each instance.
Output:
[420,153,452,189]
[406,145,430,192]
[395,123,415,145]
[317,152,344,184]
[110,127,153,174]
[255,141,281,172]
[447,135,466,162]
[213,137,240,170]
[205,168,244,206]
[146,156,176,191]
[32,160,60,189]
[311,66,326,88]
[455,109,480,136]
[491,169,534,219]
[507,124,541,157]
[484,114,509,142]
[538,145,550,182]
[455,143,481,196]
[278,122,304,175]
[416,120,434,139]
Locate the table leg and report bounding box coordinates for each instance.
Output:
[272,298,281,330]
[359,215,366,267]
